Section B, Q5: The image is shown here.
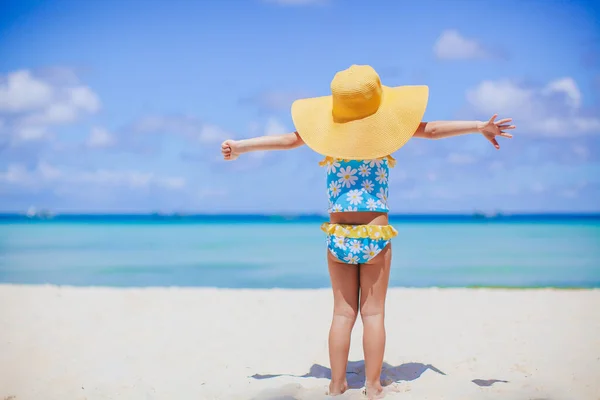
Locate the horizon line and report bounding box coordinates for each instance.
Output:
[1,211,599,218]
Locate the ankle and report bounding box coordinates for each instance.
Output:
[328,379,348,395]
[330,378,347,387]
[365,379,382,389]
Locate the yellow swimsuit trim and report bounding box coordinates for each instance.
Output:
[318,155,396,168]
[321,223,398,240]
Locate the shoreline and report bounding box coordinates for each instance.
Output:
[2,283,599,290]
[2,211,600,224]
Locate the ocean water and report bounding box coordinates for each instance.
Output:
[0,215,599,288]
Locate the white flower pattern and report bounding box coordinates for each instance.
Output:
[358,164,371,177]
[366,159,384,168]
[346,189,364,205]
[334,235,346,250]
[376,187,388,205]
[329,181,341,197]
[361,179,374,193]
[362,243,381,261]
[344,253,359,264]
[375,167,387,184]
[327,236,390,265]
[348,240,362,253]
[366,198,379,211]
[323,157,394,265]
[325,159,341,174]
[325,157,391,214]
[337,166,358,188]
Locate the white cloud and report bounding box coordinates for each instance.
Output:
[265,117,287,135]
[0,162,186,191]
[0,69,101,143]
[434,30,489,60]
[74,170,185,189]
[38,161,62,180]
[199,124,229,144]
[543,77,581,108]
[248,117,289,160]
[86,127,116,148]
[133,115,230,144]
[248,117,288,137]
[0,164,30,184]
[241,90,307,112]
[466,77,600,137]
[13,125,49,141]
[0,70,54,112]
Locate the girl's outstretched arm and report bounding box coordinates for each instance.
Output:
[414,114,516,149]
[221,132,304,160]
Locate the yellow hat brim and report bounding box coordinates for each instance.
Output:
[291,85,429,160]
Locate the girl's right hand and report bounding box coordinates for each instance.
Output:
[477,114,515,149]
[221,139,240,161]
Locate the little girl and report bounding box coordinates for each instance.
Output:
[221,65,514,399]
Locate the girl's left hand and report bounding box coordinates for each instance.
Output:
[477,114,516,149]
[221,139,240,161]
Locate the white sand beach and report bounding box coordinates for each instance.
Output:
[1,285,599,400]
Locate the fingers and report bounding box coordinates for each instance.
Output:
[221,143,232,160]
[488,114,498,124]
[499,132,513,138]
[489,137,500,149]
[498,124,516,130]
[495,118,512,125]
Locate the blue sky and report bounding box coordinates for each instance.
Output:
[0,0,599,213]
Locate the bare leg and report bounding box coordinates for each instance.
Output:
[359,243,392,399]
[327,250,359,396]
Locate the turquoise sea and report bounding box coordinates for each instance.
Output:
[0,214,599,288]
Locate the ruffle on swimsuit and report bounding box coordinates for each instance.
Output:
[318,155,397,168]
[322,223,397,265]
[321,222,398,240]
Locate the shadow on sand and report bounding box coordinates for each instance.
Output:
[471,379,509,387]
[252,360,446,389]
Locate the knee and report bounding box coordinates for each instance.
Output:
[333,304,359,323]
[360,303,385,320]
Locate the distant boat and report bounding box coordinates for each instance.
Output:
[39,209,55,219]
[472,211,501,219]
[25,207,55,219]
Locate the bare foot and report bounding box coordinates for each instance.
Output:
[327,380,349,396]
[363,383,384,399]
[363,382,410,399]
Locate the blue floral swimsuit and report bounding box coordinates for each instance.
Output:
[319,156,398,265]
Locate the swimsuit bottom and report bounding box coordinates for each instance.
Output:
[321,222,398,265]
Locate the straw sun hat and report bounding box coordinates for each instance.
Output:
[291,64,429,160]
